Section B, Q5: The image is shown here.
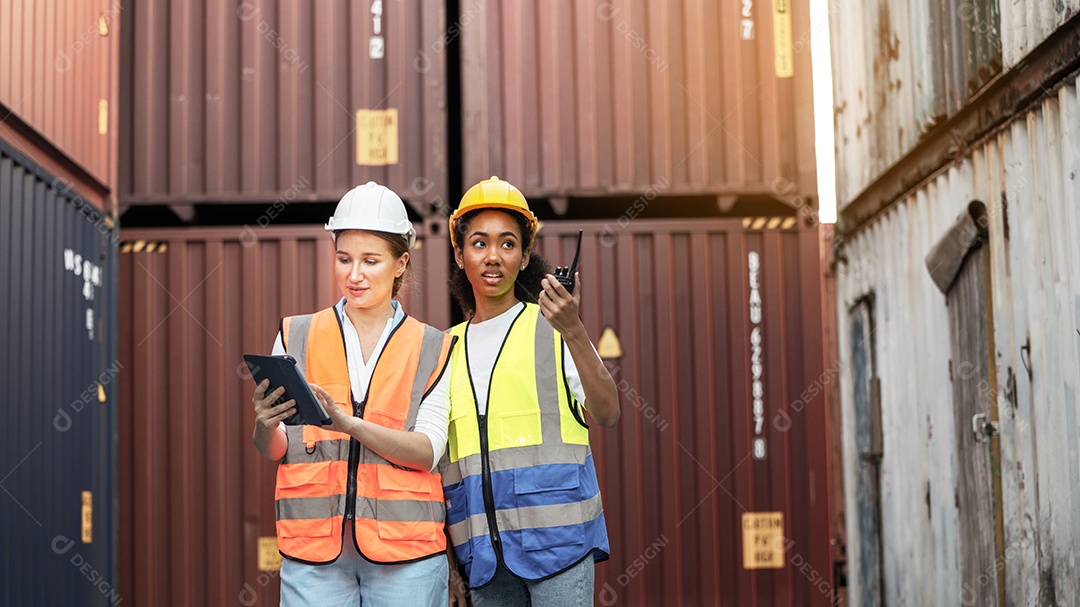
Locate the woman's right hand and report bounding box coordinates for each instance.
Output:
[448,558,469,607]
[252,379,296,429]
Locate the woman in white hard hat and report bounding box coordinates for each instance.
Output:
[251,181,456,606]
[440,177,620,606]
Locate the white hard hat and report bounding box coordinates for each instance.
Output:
[325,181,416,248]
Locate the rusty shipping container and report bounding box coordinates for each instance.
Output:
[459,0,818,204]
[0,0,121,212]
[115,224,450,606]
[537,220,832,605]
[1,140,120,605]
[117,0,448,209]
[833,68,1080,606]
[116,217,832,605]
[829,0,1010,209]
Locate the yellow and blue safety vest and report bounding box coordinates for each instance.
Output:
[440,303,610,587]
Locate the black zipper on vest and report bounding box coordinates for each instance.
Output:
[338,308,408,523]
[464,304,526,563]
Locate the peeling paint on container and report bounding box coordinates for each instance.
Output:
[834,71,1080,606]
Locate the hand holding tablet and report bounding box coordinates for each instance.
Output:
[243,354,332,426]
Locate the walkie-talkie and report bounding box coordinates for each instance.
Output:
[553,229,583,293]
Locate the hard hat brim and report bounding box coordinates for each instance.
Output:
[448,203,538,247]
[325,221,417,249]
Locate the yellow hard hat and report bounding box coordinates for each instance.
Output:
[449,176,538,247]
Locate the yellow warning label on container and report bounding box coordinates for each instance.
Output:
[356,108,399,166]
[258,536,283,571]
[742,511,785,569]
[82,491,93,543]
[597,327,623,360]
[98,99,109,135]
[772,0,794,78]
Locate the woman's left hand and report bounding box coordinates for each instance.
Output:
[538,272,582,336]
[310,383,358,435]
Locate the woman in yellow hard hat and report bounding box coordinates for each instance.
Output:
[251,181,455,606]
[441,177,620,606]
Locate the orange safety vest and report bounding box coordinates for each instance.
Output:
[275,306,454,564]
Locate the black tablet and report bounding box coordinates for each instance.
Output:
[243,354,332,426]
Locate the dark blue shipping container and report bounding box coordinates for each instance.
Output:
[0,139,119,605]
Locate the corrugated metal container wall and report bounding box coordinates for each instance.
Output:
[459,0,818,201]
[1000,0,1080,68]
[0,0,120,210]
[0,142,119,605]
[534,220,832,605]
[115,225,450,607]
[829,0,1019,207]
[118,0,448,208]
[835,71,1080,606]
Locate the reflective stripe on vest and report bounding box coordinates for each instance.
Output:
[440,303,610,587]
[276,307,454,564]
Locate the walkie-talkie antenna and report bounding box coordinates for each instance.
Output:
[554,229,583,292]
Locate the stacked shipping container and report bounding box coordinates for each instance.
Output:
[460,0,819,202]
[0,140,120,607]
[118,0,449,209]
[1,1,121,604]
[113,1,830,605]
[117,219,832,606]
[830,1,1080,604]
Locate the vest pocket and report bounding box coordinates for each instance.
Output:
[277,512,335,538]
[443,483,473,564]
[376,464,436,497]
[365,409,406,431]
[447,405,477,462]
[372,465,440,540]
[497,411,543,448]
[521,523,586,551]
[276,464,331,498]
[513,466,581,495]
[373,492,439,542]
[514,467,587,550]
[443,482,469,524]
[375,518,438,541]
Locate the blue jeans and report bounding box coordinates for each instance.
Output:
[280,521,448,606]
[470,556,595,607]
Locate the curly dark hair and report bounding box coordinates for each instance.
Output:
[449,208,552,317]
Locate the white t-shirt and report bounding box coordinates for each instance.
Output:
[465,302,587,415]
[272,299,450,471]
